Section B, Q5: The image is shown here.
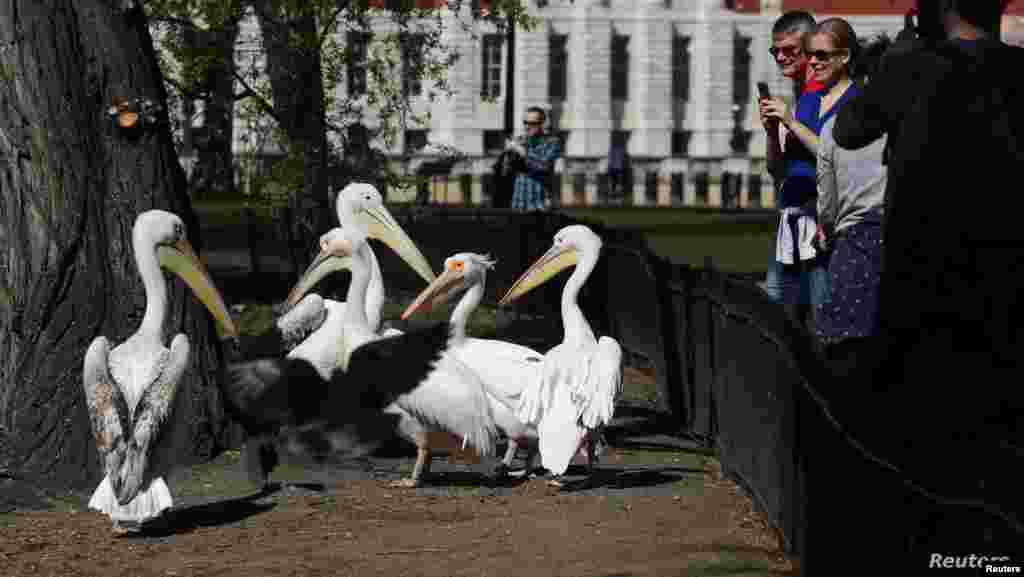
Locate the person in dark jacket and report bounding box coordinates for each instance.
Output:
[828,0,1023,564]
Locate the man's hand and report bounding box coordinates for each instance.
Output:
[760,97,794,128]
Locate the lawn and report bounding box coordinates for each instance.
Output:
[193,201,777,274]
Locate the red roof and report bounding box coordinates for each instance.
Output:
[775,0,1023,16]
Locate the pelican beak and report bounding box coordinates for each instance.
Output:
[499,244,578,306]
[355,205,436,284]
[285,248,353,309]
[401,263,467,320]
[158,239,238,338]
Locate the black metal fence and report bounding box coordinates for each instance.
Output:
[201,205,1021,560]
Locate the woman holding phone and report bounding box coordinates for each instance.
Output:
[758,17,861,328]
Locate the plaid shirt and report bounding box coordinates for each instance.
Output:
[511,134,562,212]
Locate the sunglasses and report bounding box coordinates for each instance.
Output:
[807,49,846,62]
[769,45,802,59]
[523,120,543,126]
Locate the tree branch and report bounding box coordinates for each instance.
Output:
[319,0,354,50]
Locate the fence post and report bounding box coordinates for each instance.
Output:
[653,255,689,429]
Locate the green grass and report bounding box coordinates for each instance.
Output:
[560,206,775,273]
[685,553,783,576]
[193,201,775,275]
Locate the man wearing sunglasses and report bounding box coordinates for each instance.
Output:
[759,10,827,328]
[506,106,562,212]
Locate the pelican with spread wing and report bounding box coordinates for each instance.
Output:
[284,226,498,487]
[401,253,544,478]
[83,210,237,534]
[499,225,623,486]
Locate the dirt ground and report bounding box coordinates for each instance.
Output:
[0,368,798,577]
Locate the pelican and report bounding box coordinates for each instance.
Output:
[83,209,237,534]
[400,253,545,478]
[498,225,623,487]
[237,182,435,488]
[287,226,498,487]
[286,181,436,350]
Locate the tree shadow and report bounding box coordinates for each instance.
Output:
[130,492,276,538]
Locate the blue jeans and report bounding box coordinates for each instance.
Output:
[765,255,829,307]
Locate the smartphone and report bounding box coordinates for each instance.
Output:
[757,82,771,100]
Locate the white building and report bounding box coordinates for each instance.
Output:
[184,1,912,207]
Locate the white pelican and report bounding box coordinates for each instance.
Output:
[286,181,436,349]
[82,209,237,534]
[498,224,623,486]
[287,226,498,487]
[236,182,435,488]
[400,253,545,478]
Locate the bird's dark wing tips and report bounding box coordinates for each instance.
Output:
[343,321,451,405]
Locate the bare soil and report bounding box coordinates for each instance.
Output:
[0,367,798,577]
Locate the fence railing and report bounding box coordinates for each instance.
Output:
[200,204,1020,560]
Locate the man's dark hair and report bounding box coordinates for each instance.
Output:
[526,106,547,123]
[772,11,816,37]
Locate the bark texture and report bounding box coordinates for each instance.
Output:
[251,0,331,273]
[0,0,228,489]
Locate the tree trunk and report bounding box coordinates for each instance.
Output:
[0,1,229,489]
[187,16,240,198]
[251,0,330,275]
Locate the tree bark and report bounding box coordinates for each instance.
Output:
[0,1,228,489]
[251,0,330,274]
[186,13,241,198]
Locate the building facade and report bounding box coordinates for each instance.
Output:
[191,0,1023,207]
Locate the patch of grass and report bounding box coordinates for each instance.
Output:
[170,450,260,499]
[380,300,500,337]
[0,513,16,528]
[44,493,83,514]
[685,553,781,576]
[236,303,278,336]
[620,367,660,406]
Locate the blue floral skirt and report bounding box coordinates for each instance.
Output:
[815,213,884,345]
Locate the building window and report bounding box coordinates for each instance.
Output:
[671,130,691,157]
[672,35,691,102]
[347,31,370,96]
[731,33,753,154]
[548,34,568,102]
[481,34,503,99]
[401,33,425,97]
[404,129,428,154]
[611,34,629,101]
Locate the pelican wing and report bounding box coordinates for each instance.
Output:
[225,295,328,363]
[390,353,498,456]
[115,335,188,505]
[456,338,544,403]
[222,321,453,458]
[82,336,131,479]
[276,293,327,350]
[576,336,623,429]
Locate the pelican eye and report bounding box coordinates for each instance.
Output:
[447,261,464,271]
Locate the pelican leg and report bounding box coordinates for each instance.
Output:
[243,435,278,493]
[391,432,431,488]
[493,438,519,480]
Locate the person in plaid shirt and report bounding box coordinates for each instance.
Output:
[507,107,562,212]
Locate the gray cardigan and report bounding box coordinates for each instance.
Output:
[817,117,888,239]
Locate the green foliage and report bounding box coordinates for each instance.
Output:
[146,0,533,206]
